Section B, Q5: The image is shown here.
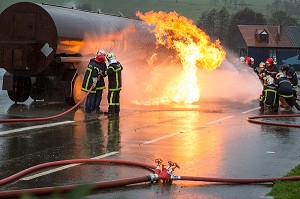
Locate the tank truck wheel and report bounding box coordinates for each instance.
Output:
[7,77,31,103]
[65,74,85,106]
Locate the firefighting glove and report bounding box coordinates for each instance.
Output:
[92,77,97,87]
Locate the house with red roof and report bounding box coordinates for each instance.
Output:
[237,25,300,69]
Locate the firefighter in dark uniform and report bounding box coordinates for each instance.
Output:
[275,72,300,111]
[93,50,107,114]
[281,64,298,98]
[265,58,278,79]
[81,53,106,114]
[104,52,123,117]
[258,62,267,86]
[259,75,278,112]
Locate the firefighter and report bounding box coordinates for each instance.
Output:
[275,72,300,111]
[258,62,267,86]
[93,49,107,114]
[245,56,258,74]
[259,75,278,113]
[265,58,278,79]
[281,64,298,98]
[239,56,245,64]
[81,53,106,114]
[104,52,123,117]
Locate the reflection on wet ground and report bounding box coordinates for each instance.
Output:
[0,98,300,198]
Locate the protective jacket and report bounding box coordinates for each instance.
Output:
[262,84,277,107]
[258,69,267,87]
[95,62,107,90]
[265,64,279,79]
[105,62,123,91]
[81,58,106,93]
[275,77,293,98]
[285,66,298,87]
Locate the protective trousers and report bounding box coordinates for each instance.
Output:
[107,90,120,115]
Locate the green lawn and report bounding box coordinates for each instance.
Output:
[268,164,300,198]
[0,0,275,23]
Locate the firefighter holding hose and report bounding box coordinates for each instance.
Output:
[81,52,106,114]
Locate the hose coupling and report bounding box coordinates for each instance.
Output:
[148,174,159,182]
[170,175,181,181]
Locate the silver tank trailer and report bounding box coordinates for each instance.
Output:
[0,2,156,104]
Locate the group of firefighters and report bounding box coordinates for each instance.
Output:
[81,50,298,115]
[81,50,123,117]
[240,56,300,112]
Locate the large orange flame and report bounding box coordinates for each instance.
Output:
[136,11,226,105]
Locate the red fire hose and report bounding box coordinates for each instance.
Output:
[1,158,300,198]
[0,158,156,198]
[247,113,300,128]
[0,86,93,123]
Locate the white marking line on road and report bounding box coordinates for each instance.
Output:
[143,132,181,144]
[266,151,276,154]
[0,121,75,136]
[20,151,119,181]
[242,107,260,114]
[205,115,234,125]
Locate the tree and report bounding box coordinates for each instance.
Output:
[269,11,298,26]
[226,7,267,49]
[197,7,230,44]
[196,9,219,38]
[216,7,230,42]
[206,8,218,36]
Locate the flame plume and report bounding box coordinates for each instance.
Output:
[136,11,226,105]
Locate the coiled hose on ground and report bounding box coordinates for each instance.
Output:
[247,113,300,128]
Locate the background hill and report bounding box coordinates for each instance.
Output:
[0,0,275,23]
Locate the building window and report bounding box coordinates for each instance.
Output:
[255,29,269,43]
[260,33,268,43]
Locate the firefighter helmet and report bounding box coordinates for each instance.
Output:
[106,52,115,60]
[281,64,290,72]
[95,54,105,63]
[245,57,251,64]
[259,62,265,70]
[250,57,254,64]
[239,56,245,63]
[265,58,273,65]
[106,52,117,64]
[97,49,106,56]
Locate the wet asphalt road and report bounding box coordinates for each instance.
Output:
[0,70,300,198]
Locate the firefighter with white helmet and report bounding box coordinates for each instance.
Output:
[239,56,245,64]
[258,62,267,86]
[104,52,123,117]
[259,75,278,112]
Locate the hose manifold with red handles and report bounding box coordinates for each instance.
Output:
[153,159,180,182]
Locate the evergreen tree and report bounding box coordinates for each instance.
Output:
[269,11,298,26]
[226,8,267,50]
